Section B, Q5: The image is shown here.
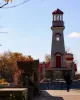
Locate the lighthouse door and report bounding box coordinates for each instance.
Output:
[56,55,61,67]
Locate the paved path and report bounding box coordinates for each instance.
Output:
[33,89,80,100]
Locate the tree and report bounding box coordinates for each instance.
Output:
[0,0,44,8]
[0,0,31,8]
[75,74,80,80]
[45,54,51,63]
[0,0,11,8]
[0,50,34,83]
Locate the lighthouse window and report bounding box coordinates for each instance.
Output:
[56,36,60,41]
[54,15,56,21]
[56,15,60,21]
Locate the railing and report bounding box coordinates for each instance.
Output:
[40,80,80,90]
[52,21,64,27]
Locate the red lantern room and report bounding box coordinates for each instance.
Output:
[52,8,63,21]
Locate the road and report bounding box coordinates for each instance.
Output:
[33,89,80,100]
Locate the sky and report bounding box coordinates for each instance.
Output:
[0,0,80,72]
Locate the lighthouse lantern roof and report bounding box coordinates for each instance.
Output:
[52,8,63,14]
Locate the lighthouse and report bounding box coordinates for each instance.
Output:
[50,8,66,68]
[40,9,77,80]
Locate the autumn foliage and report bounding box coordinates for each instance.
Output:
[0,51,34,84]
[75,74,80,80]
[4,0,12,2]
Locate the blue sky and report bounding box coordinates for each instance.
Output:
[0,0,80,71]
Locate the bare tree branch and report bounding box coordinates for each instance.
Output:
[1,0,31,8]
[0,0,44,9]
[0,0,9,8]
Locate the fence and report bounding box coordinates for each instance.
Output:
[40,80,80,90]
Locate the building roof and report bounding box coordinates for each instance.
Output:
[52,8,63,14]
[66,53,73,55]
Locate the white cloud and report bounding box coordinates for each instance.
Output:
[67,32,80,38]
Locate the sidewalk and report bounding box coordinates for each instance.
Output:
[33,89,80,100]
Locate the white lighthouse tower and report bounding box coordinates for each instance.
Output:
[50,8,66,68]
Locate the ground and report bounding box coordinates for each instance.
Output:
[33,89,80,100]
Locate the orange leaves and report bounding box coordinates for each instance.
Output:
[0,51,34,75]
[25,56,33,61]
[8,58,13,64]
[0,79,2,83]
[3,52,34,63]
[17,55,33,62]
[0,51,34,82]
[45,54,51,63]
[0,78,6,83]
[4,0,12,2]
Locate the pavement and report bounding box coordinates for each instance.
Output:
[33,89,80,100]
